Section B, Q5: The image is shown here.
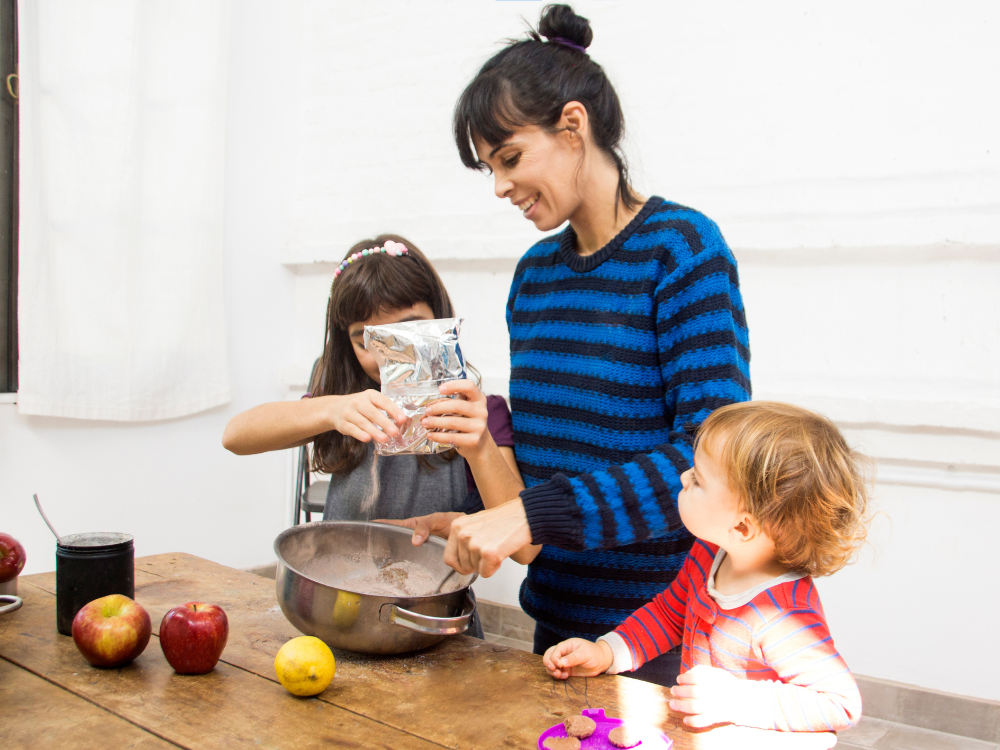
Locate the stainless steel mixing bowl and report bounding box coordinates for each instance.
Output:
[274,521,477,655]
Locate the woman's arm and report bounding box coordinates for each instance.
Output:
[221,391,407,455]
[422,381,540,565]
[486,447,540,565]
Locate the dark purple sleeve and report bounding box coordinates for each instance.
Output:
[464,395,515,499]
[485,394,514,448]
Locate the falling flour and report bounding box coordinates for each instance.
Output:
[360,451,380,559]
[360,451,380,519]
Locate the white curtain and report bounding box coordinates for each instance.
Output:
[17,0,232,420]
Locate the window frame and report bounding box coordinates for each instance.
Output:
[0,0,17,394]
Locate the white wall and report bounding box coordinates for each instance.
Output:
[3,0,997,702]
[2,0,300,575]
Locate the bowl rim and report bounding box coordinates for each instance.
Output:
[273,519,477,598]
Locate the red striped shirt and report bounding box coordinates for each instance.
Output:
[612,540,862,731]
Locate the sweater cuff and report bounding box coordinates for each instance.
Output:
[518,475,584,549]
[597,632,634,675]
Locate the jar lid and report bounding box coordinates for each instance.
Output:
[57,532,134,551]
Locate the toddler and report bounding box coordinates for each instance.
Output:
[543,401,869,732]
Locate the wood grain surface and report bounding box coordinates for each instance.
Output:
[2,553,839,750]
[0,658,180,750]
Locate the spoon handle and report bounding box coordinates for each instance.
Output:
[433,568,458,594]
[33,493,61,542]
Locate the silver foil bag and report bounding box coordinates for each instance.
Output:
[364,318,466,455]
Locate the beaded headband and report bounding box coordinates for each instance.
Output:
[332,239,409,280]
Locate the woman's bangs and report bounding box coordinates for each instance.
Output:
[455,75,524,169]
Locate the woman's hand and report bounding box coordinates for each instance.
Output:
[669,665,741,728]
[376,512,463,546]
[422,380,491,459]
[328,389,408,445]
[444,499,533,577]
[543,638,613,680]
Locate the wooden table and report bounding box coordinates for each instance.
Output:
[0,553,838,749]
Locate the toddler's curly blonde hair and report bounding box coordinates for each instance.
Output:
[697,401,871,577]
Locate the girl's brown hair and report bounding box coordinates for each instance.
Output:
[697,401,871,577]
[310,234,456,475]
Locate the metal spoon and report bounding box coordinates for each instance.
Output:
[33,493,62,543]
[433,568,458,594]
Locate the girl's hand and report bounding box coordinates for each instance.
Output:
[328,390,407,444]
[543,638,613,680]
[422,380,491,459]
[376,512,463,546]
[669,665,741,728]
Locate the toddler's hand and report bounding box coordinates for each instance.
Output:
[328,389,407,444]
[376,512,464,545]
[669,665,741,728]
[543,638,613,680]
[422,380,490,458]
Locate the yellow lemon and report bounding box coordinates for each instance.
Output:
[332,591,362,628]
[274,636,335,697]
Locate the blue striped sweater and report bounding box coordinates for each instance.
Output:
[509,196,751,639]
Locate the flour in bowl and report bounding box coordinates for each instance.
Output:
[297,550,462,598]
[343,561,446,597]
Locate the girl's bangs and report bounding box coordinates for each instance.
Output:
[330,257,428,330]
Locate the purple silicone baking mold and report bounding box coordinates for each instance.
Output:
[537,708,673,750]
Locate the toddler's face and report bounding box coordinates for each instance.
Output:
[348,302,435,383]
[677,439,742,547]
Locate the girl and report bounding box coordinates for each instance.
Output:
[222,235,538,564]
[543,402,869,733]
[438,4,752,687]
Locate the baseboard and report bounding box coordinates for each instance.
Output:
[855,674,999,744]
[245,562,277,580]
[476,599,535,644]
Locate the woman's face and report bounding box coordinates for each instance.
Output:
[348,302,435,383]
[475,124,583,233]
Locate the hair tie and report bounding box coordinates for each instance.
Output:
[332,240,409,280]
[547,36,587,54]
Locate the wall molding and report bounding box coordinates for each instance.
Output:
[734,242,1000,266]
[874,462,1000,495]
[282,241,1000,273]
[837,420,1000,440]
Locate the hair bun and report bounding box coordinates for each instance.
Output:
[538,4,593,50]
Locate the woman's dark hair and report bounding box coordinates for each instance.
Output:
[311,234,457,475]
[454,4,639,212]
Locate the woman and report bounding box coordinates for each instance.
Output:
[426,4,751,686]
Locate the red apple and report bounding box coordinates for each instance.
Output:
[0,533,26,583]
[72,594,151,668]
[159,602,228,674]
